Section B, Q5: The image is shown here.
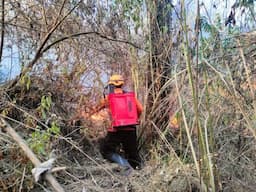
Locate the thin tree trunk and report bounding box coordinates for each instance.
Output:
[147,0,173,131]
[0,0,5,63]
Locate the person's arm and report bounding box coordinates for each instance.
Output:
[91,97,108,115]
[69,97,108,125]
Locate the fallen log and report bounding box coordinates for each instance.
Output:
[0,118,65,192]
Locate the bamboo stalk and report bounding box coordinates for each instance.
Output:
[0,118,65,192]
[174,69,200,176]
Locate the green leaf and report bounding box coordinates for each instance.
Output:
[26,77,31,90]
[50,122,60,135]
[41,108,46,119]
[46,96,52,109]
[162,25,168,33]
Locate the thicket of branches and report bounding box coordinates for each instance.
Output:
[0,0,255,191]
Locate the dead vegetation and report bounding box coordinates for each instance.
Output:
[0,0,256,192]
[0,78,201,192]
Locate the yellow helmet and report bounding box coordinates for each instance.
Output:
[108,74,124,86]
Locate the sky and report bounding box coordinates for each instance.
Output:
[0,44,20,82]
[172,0,236,24]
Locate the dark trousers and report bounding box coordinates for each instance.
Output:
[100,129,141,169]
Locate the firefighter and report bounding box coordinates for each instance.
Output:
[95,74,143,169]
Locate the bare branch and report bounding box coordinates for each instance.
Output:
[29,0,81,71]
[42,31,144,54]
[0,0,5,63]
[8,0,82,88]
[54,0,67,26]
[42,2,48,28]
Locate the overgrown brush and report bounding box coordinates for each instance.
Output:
[139,22,256,192]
